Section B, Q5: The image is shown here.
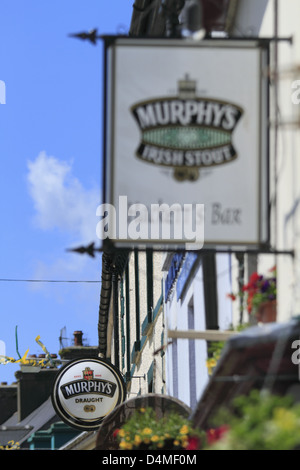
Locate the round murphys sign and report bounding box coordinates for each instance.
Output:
[52,358,126,430]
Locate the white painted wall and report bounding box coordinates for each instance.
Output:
[225,0,300,323]
[164,254,233,411]
[258,1,300,321]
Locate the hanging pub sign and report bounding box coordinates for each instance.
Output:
[51,358,126,430]
[101,38,270,250]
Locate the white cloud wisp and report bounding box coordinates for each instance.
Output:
[27,151,99,243]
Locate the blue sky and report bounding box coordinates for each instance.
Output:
[0,1,133,384]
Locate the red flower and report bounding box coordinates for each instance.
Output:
[249,272,260,284]
[206,426,229,446]
[186,436,200,450]
[113,428,120,438]
[227,293,236,301]
[227,268,276,316]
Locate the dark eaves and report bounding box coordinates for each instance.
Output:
[98,245,130,358]
[129,0,166,37]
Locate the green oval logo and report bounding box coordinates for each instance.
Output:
[130,77,243,181]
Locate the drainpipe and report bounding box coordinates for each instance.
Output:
[106,296,114,360]
[112,270,120,369]
[98,248,129,362]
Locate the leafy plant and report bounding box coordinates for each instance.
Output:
[206,390,300,450]
[114,407,203,450]
[206,324,250,375]
[206,341,225,375]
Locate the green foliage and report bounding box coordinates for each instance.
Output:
[206,341,225,375]
[115,407,203,450]
[206,324,249,375]
[208,390,300,450]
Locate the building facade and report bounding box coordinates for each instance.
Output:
[105,250,166,399]
[2,0,300,451]
[163,252,233,410]
[119,0,300,415]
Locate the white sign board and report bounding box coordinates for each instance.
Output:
[52,358,126,430]
[103,38,269,250]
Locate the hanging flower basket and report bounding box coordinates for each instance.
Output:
[114,407,204,450]
[227,266,277,322]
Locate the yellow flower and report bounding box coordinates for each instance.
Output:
[151,435,160,442]
[118,429,126,438]
[206,358,217,375]
[173,440,180,446]
[206,358,216,366]
[119,441,133,450]
[273,407,298,431]
[142,427,152,435]
[180,425,189,435]
[181,436,188,446]
[134,435,142,445]
[140,408,146,413]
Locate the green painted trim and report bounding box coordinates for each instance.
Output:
[142,289,163,336]
[134,250,140,343]
[146,250,153,324]
[125,264,131,377]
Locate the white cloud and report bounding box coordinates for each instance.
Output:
[27,151,99,243]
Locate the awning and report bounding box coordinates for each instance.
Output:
[192,319,300,430]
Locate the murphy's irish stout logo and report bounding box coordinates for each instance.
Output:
[131,76,243,181]
[52,358,125,430]
[60,367,117,400]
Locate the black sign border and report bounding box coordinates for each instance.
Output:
[51,358,126,431]
[102,36,271,252]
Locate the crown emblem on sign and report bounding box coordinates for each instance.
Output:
[178,74,197,98]
[83,367,94,380]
